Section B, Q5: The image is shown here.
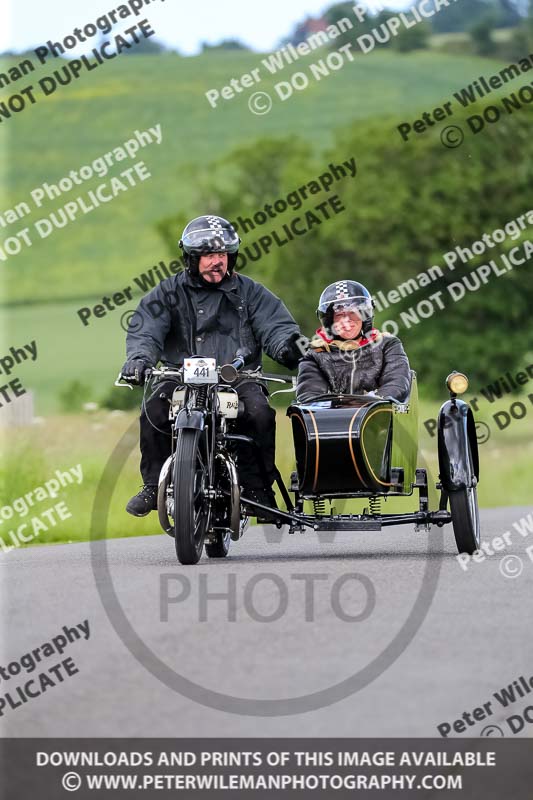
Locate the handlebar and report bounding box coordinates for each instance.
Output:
[114,372,135,390]
[114,364,295,389]
[260,372,295,384]
[114,365,181,390]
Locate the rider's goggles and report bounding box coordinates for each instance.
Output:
[332,300,364,315]
[182,227,239,254]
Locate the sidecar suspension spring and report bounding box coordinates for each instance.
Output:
[369,496,381,515]
[313,498,326,515]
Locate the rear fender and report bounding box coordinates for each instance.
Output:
[437,399,478,492]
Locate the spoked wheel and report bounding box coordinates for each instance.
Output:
[205,453,241,559]
[173,428,211,565]
[449,440,480,555]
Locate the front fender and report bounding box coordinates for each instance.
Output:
[174,408,205,431]
[437,399,479,492]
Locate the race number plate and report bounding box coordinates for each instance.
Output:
[183,357,217,384]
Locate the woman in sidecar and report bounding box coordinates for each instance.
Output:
[289,279,480,555]
[292,278,414,500]
[296,280,411,404]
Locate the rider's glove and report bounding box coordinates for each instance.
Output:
[276,332,309,370]
[120,357,152,386]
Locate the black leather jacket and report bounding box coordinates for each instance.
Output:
[296,330,411,403]
[126,270,299,369]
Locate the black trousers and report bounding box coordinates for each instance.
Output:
[139,380,277,489]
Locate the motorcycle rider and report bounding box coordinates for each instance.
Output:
[121,215,305,518]
[297,280,411,402]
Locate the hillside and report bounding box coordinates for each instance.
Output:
[2,48,515,302]
[1,47,524,412]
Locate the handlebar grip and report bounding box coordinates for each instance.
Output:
[220,350,249,384]
[231,356,245,371]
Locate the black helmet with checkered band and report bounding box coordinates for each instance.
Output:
[179,215,241,276]
[317,280,374,337]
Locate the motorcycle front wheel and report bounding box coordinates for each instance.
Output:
[173,428,211,565]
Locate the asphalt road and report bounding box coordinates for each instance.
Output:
[1,506,533,738]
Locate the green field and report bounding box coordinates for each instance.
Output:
[2,48,520,413]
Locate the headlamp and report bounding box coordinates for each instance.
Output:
[446,372,469,395]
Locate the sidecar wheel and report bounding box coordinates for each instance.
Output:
[449,443,480,555]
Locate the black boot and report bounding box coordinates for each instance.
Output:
[242,488,278,524]
[126,485,158,517]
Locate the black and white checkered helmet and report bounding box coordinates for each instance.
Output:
[317,280,374,336]
[179,215,240,275]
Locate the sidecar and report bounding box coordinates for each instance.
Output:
[276,370,480,555]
